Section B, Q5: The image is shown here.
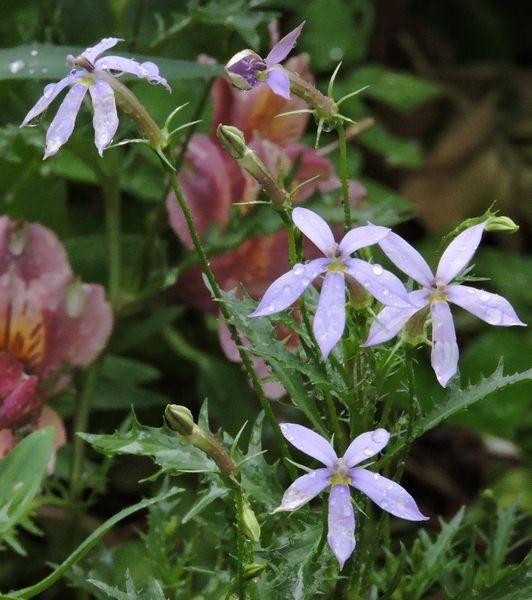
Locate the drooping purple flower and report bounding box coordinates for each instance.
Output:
[273,423,428,570]
[21,37,171,158]
[363,223,526,387]
[249,207,411,359]
[225,22,305,99]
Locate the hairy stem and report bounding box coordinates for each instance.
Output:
[336,121,352,231]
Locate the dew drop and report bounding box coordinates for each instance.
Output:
[9,59,25,74]
[372,264,383,276]
[480,292,491,302]
[363,446,373,456]
[281,284,292,296]
[43,83,55,97]
[371,429,388,443]
[373,473,380,480]
[468,288,475,295]
[267,304,276,313]
[293,263,305,275]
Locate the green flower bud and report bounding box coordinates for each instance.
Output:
[244,562,268,580]
[217,124,248,160]
[165,404,194,436]
[486,216,519,234]
[242,501,261,543]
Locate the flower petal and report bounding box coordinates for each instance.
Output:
[328,484,356,570]
[21,74,81,127]
[272,468,331,513]
[292,207,334,255]
[350,468,428,521]
[88,78,118,156]
[279,423,337,467]
[339,224,390,256]
[345,258,411,307]
[378,231,433,286]
[265,65,291,99]
[436,222,486,283]
[363,290,429,346]
[343,429,390,468]
[83,37,123,63]
[249,258,329,317]
[446,284,526,327]
[313,272,346,359]
[430,301,459,387]
[44,83,88,158]
[266,21,305,65]
[95,56,171,92]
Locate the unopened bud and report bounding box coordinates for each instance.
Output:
[486,216,519,234]
[242,501,261,542]
[225,50,266,91]
[217,125,248,160]
[244,562,267,580]
[165,404,194,436]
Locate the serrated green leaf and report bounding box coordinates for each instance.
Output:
[81,420,216,474]
[414,362,532,438]
[181,478,229,524]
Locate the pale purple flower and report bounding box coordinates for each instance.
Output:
[249,207,411,359]
[363,223,526,386]
[273,423,428,570]
[21,37,171,158]
[225,22,305,99]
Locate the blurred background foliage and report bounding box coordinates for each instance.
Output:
[0,0,531,596]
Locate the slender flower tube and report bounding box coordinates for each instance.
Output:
[21,37,170,157]
[363,223,526,386]
[249,207,411,359]
[274,423,428,570]
[225,22,305,99]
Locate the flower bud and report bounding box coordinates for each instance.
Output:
[165,404,194,436]
[244,562,267,580]
[346,277,372,309]
[217,125,248,160]
[486,216,519,234]
[225,49,267,91]
[242,501,261,543]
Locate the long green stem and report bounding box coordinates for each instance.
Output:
[234,484,246,599]
[103,172,122,307]
[167,171,295,478]
[336,121,351,231]
[68,358,103,503]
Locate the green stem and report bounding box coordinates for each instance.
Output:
[234,484,246,599]
[336,121,351,231]
[395,351,420,481]
[102,171,122,307]
[68,359,103,503]
[167,171,296,478]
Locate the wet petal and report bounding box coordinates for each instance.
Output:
[363,290,429,346]
[44,83,88,158]
[83,37,123,63]
[279,423,337,467]
[446,284,526,327]
[266,21,305,65]
[273,468,331,512]
[436,222,486,284]
[88,78,118,156]
[21,74,80,127]
[292,207,334,255]
[343,429,390,468]
[313,272,346,359]
[378,231,433,286]
[350,468,428,521]
[345,258,411,307]
[339,224,390,256]
[328,484,356,570]
[265,65,291,99]
[95,56,171,91]
[430,301,459,387]
[249,258,329,317]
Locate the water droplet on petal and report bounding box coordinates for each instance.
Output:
[373,473,380,480]
[480,292,490,302]
[363,446,373,456]
[468,288,475,295]
[282,284,292,296]
[293,263,305,275]
[371,429,388,444]
[372,264,383,276]
[43,83,55,98]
